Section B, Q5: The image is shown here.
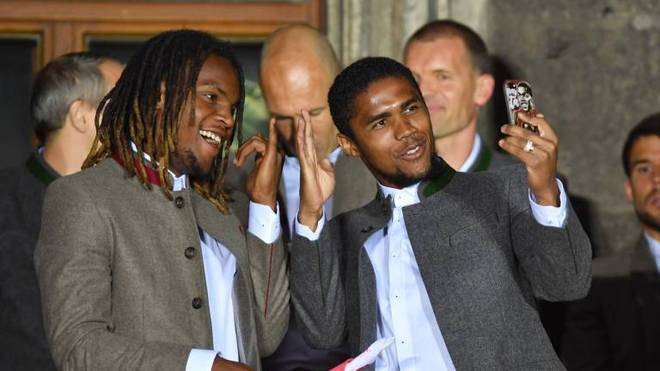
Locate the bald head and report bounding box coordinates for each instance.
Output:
[260,24,341,158]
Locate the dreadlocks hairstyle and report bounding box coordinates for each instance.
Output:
[328,56,422,140]
[83,29,245,214]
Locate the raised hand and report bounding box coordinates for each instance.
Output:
[234,118,283,211]
[296,110,336,230]
[498,112,560,206]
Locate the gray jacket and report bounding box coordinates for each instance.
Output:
[290,157,592,370]
[35,158,289,371]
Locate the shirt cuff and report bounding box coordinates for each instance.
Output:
[248,201,281,244]
[186,349,218,371]
[528,178,568,228]
[294,210,326,241]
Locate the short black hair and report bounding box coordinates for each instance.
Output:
[622,112,660,176]
[328,57,421,139]
[404,19,491,74]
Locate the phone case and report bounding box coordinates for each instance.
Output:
[503,80,539,134]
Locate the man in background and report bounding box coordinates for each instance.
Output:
[404,19,516,172]
[560,114,660,370]
[0,52,122,370]
[243,24,376,370]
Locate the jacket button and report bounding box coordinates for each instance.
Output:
[175,196,184,208]
[192,297,203,309]
[184,247,195,259]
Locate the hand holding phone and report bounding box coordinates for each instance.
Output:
[503,80,540,134]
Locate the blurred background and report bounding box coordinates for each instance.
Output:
[1,0,659,257]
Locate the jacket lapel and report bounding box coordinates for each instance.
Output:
[333,152,378,217]
[353,157,459,351]
[191,193,256,364]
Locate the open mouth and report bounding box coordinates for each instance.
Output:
[199,129,222,147]
[400,142,425,160]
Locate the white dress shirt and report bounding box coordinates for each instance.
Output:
[644,232,660,271]
[282,147,343,235]
[365,183,454,370]
[297,177,568,370]
[127,153,281,371]
[458,133,482,172]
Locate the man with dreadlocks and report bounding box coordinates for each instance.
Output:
[35,30,289,371]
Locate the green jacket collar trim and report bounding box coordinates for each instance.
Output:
[26,151,59,186]
[421,156,456,199]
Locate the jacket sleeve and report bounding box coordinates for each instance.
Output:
[245,232,289,356]
[34,179,192,371]
[288,220,347,349]
[507,165,592,301]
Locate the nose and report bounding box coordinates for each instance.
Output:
[213,104,236,132]
[393,116,416,141]
[653,166,660,185]
[417,76,437,99]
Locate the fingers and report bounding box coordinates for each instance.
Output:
[234,135,266,167]
[295,112,305,158]
[266,118,279,158]
[302,110,314,156]
[500,125,555,154]
[499,136,551,166]
[517,112,558,142]
[318,158,335,176]
[296,110,318,165]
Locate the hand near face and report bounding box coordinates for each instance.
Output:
[498,112,560,206]
[296,110,336,230]
[234,118,283,211]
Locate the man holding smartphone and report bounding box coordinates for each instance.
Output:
[288,57,591,370]
[404,20,516,172]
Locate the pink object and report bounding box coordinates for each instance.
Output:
[330,358,354,371]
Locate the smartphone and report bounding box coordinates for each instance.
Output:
[503,80,539,134]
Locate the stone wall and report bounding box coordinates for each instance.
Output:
[326,0,660,255]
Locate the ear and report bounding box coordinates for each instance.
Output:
[474,73,494,107]
[624,179,634,203]
[337,133,360,157]
[68,100,95,134]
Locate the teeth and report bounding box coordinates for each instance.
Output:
[406,145,420,155]
[199,130,221,145]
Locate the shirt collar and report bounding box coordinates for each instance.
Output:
[129,142,188,191]
[458,133,482,172]
[644,232,660,267]
[379,182,421,209]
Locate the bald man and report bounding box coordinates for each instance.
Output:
[258,24,376,370]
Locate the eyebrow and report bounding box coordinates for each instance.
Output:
[365,97,419,124]
[271,112,294,121]
[199,83,232,101]
[431,68,451,75]
[631,159,651,167]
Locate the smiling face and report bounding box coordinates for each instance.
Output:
[338,76,433,189]
[625,135,660,235]
[169,54,240,178]
[404,36,488,140]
